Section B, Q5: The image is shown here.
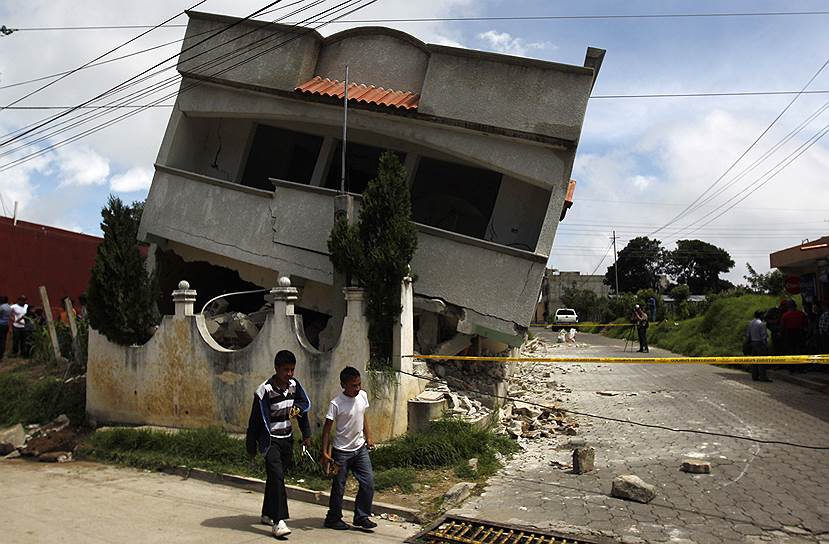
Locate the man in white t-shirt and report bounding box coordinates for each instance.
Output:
[9,295,28,357]
[321,366,376,531]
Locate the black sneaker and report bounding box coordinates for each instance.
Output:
[324,519,350,530]
[354,518,377,530]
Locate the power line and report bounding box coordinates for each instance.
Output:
[590,90,829,99]
[0,0,382,172]
[647,56,829,238]
[8,9,829,31]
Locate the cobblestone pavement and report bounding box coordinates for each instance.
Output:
[455,330,829,544]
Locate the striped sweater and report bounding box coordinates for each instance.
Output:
[245,376,311,455]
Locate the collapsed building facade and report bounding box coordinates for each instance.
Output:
[87,11,603,435]
[139,11,602,352]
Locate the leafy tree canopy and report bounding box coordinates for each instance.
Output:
[742,263,784,295]
[604,236,664,294]
[666,239,734,294]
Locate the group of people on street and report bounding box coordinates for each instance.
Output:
[245,350,376,538]
[745,299,829,381]
[0,292,88,361]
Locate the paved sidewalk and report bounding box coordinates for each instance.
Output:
[0,459,416,543]
[456,331,829,543]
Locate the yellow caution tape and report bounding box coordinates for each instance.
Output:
[405,354,829,365]
[529,322,633,327]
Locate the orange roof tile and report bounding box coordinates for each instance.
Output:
[295,76,420,110]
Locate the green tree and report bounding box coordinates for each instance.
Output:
[604,236,664,294]
[560,286,608,323]
[743,263,784,295]
[666,239,734,294]
[87,196,160,345]
[328,152,418,367]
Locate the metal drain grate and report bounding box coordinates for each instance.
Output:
[406,515,605,544]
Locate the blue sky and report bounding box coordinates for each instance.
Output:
[1,0,828,285]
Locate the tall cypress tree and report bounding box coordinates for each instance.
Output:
[328,152,418,366]
[87,196,160,345]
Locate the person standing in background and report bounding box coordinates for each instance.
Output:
[0,296,10,361]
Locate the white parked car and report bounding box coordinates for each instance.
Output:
[553,308,579,328]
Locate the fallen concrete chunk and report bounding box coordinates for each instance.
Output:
[611,475,656,503]
[681,460,711,474]
[444,482,476,505]
[38,451,73,463]
[573,447,595,474]
[0,423,26,452]
[513,401,543,420]
[596,391,620,396]
[468,458,479,473]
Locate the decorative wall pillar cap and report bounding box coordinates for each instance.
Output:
[268,276,299,303]
[343,286,366,301]
[172,280,197,301]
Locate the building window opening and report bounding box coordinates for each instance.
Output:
[324,142,405,194]
[411,157,502,240]
[242,125,323,190]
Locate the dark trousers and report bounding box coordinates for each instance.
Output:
[326,445,374,523]
[637,326,649,352]
[12,328,29,356]
[263,437,293,522]
[750,341,769,381]
[0,324,7,359]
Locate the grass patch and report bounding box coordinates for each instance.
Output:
[0,372,86,426]
[371,418,517,471]
[82,418,517,495]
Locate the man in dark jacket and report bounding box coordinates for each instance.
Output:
[246,350,312,538]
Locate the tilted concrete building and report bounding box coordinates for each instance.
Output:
[139,11,603,351]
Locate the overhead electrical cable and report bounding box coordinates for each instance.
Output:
[646,56,829,238]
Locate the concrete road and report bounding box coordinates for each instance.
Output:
[455,330,829,543]
[0,459,417,543]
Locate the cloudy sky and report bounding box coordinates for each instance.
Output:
[1,0,828,285]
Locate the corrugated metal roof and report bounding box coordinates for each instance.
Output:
[295,76,420,110]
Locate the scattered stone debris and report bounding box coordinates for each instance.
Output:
[378,512,405,522]
[38,451,73,463]
[572,447,595,474]
[20,414,79,458]
[467,458,479,473]
[204,302,273,349]
[444,482,476,505]
[680,459,711,474]
[549,460,572,471]
[611,475,657,503]
[596,391,620,397]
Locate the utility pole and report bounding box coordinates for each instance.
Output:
[340,65,349,194]
[612,230,619,295]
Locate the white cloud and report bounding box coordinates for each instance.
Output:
[477,30,554,57]
[110,166,154,192]
[55,145,110,187]
[631,175,656,191]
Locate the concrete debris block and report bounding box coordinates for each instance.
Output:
[21,416,78,457]
[204,298,229,316]
[468,458,479,473]
[680,460,711,474]
[3,449,21,459]
[507,421,524,438]
[611,475,656,504]
[0,423,26,454]
[513,401,543,420]
[379,512,404,522]
[38,451,73,463]
[549,460,571,470]
[444,482,476,505]
[415,390,446,402]
[573,447,595,474]
[596,391,620,396]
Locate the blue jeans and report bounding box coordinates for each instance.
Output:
[326,444,374,523]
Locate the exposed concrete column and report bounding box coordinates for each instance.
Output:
[393,275,414,373]
[343,286,365,320]
[172,280,197,319]
[269,276,299,316]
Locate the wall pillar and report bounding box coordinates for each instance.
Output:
[172,280,197,319]
[268,277,299,316]
[393,275,414,372]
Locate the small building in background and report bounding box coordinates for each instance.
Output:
[770,236,829,304]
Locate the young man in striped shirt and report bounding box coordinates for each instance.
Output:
[246,350,312,538]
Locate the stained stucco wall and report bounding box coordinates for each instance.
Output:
[86,286,422,440]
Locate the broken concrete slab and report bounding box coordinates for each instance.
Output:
[572,447,595,474]
[38,451,73,463]
[444,482,476,505]
[0,424,26,452]
[611,475,656,503]
[680,459,711,474]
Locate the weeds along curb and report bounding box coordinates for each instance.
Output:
[162,465,421,523]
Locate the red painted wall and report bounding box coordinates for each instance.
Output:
[0,217,101,308]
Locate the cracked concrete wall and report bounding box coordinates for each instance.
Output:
[87,285,421,441]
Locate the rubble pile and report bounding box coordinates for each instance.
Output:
[204,301,272,349]
[430,355,508,408]
[414,369,493,424]
[1,414,80,462]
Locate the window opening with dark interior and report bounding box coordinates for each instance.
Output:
[324,141,405,194]
[411,157,502,240]
[242,125,323,190]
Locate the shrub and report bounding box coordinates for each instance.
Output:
[0,373,85,426]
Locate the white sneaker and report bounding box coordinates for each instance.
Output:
[273,520,291,537]
[260,515,274,526]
